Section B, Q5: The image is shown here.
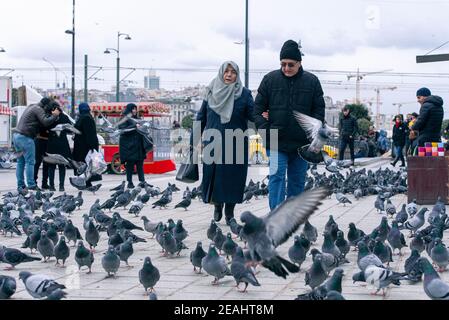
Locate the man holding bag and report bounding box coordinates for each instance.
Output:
[72,103,100,187]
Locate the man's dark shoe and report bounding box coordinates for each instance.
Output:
[41,184,50,190]
[214,204,223,222]
[49,186,56,192]
[59,186,65,192]
[127,182,135,189]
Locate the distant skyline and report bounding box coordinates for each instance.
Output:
[1,0,449,116]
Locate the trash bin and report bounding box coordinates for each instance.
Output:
[407,156,449,205]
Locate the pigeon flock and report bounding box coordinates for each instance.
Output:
[0,161,449,301]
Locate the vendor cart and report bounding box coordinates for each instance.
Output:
[88,102,176,175]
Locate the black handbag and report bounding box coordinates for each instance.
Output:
[176,149,199,183]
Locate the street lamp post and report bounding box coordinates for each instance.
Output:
[105,32,131,102]
[65,0,75,117]
[244,0,249,89]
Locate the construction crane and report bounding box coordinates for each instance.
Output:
[347,68,393,104]
[392,101,417,115]
[374,86,397,129]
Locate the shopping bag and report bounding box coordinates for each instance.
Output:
[176,148,199,183]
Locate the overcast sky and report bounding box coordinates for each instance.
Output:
[1,0,449,116]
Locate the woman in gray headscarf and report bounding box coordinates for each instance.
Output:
[191,61,255,225]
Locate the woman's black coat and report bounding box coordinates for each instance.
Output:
[118,117,146,163]
[392,123,408,147]
[193,87,255,204]
[47,113,72,159]
[72,113,99,162]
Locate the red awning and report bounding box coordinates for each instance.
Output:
[88,102,171,115]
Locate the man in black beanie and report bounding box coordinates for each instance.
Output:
[254,40,325,210]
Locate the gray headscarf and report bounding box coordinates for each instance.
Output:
[204,61,244,124]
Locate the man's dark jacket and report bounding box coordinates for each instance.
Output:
[254,67,325,153]
[412,95,444,146]
[339,114,358,139]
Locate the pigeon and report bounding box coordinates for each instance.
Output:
[190,242,207,274]
[74,191,84,209]
[292,111,338,164]
[207,220,218,241]
[74,241,95,273]
[160,231,187,256]
[374,195,385,213]
[87,184,102,194]
[110,181,126,192]
[37,231,55,262]
[336,192,352,206]
[174,195,192,211]
[403,208,428,236]
[353,265,408,296]
[372,217,391,243]
[19,271,66,299]
[230,247,260,293]
[212,228,226,253]
[325,290,346,300]
[228,218,243,240]
[407,199,418,216]
[100,198,116,212]
[51,123,82,137]
[395,204,408,227]
[387,221,407,256]
[115,237,134,266]
[0,246,41,270]
[296,268,344,300]
[102,246,121,277]
[128,201,144,217]
[85,219,100,251]
[322,231,341,258]
[43,153,71,167]
[357,241,383,271]
[112,213,144,231]
[404,250,423,283]
[221,233,238,260]
[64,220,83,246]
[240,187,328,279]
[347,223,366,248]
[430,238,449,272]
[418,257,449,300]
[201,245,232,285]
[385,199,397,219]
[305,254,328,289]
[46,288,67,300]
[288,235,307,269]
[410,231,425,254]
[54,236,70,266]
[152,192,172,209]
[0,275,16,299]
[303,220,318,244]
[173,220,188,243]
[373,237,393,265]
[335,231,350,259]
[113,190,132,210]
[139,257,160,294]
[310,248,346,275]
[141,216,159,238]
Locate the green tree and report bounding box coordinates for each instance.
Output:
[342,103,372,121]
[357,118,371,137]
[442,119,449,139]
[181,114,194,129]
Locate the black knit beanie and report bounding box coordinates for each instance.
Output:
[280,40,302,61]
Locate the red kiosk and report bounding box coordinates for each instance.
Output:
[89,102,176,175]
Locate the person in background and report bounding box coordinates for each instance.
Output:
[338,106,358,165]
[34,127,50,189]
[118,103,147,189]
[377,130,390,155]
[72,103,99,188]
[46,106,72,192]
[407,112,418,155]
[12,98,60,191]
[191,61,255,225]
[411,87,444,147]
[354,136,369,159]
[391,115,407,167]
[254,40,325,211]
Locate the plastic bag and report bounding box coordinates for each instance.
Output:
[85,149,107,177]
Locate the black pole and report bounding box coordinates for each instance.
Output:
[245,0,249,89]
[116,57,120,102]
[84,54,88,103]
[70,0,76,117]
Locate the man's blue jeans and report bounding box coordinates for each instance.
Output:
[13,133,36,189]
[268,150,308,210]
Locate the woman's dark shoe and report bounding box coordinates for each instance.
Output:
[224,203,236,226]
[127,182,135,189]
[214,204,223,222]
[49,186,56,192]
[59,186,65,192]
[41,184,50,190]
